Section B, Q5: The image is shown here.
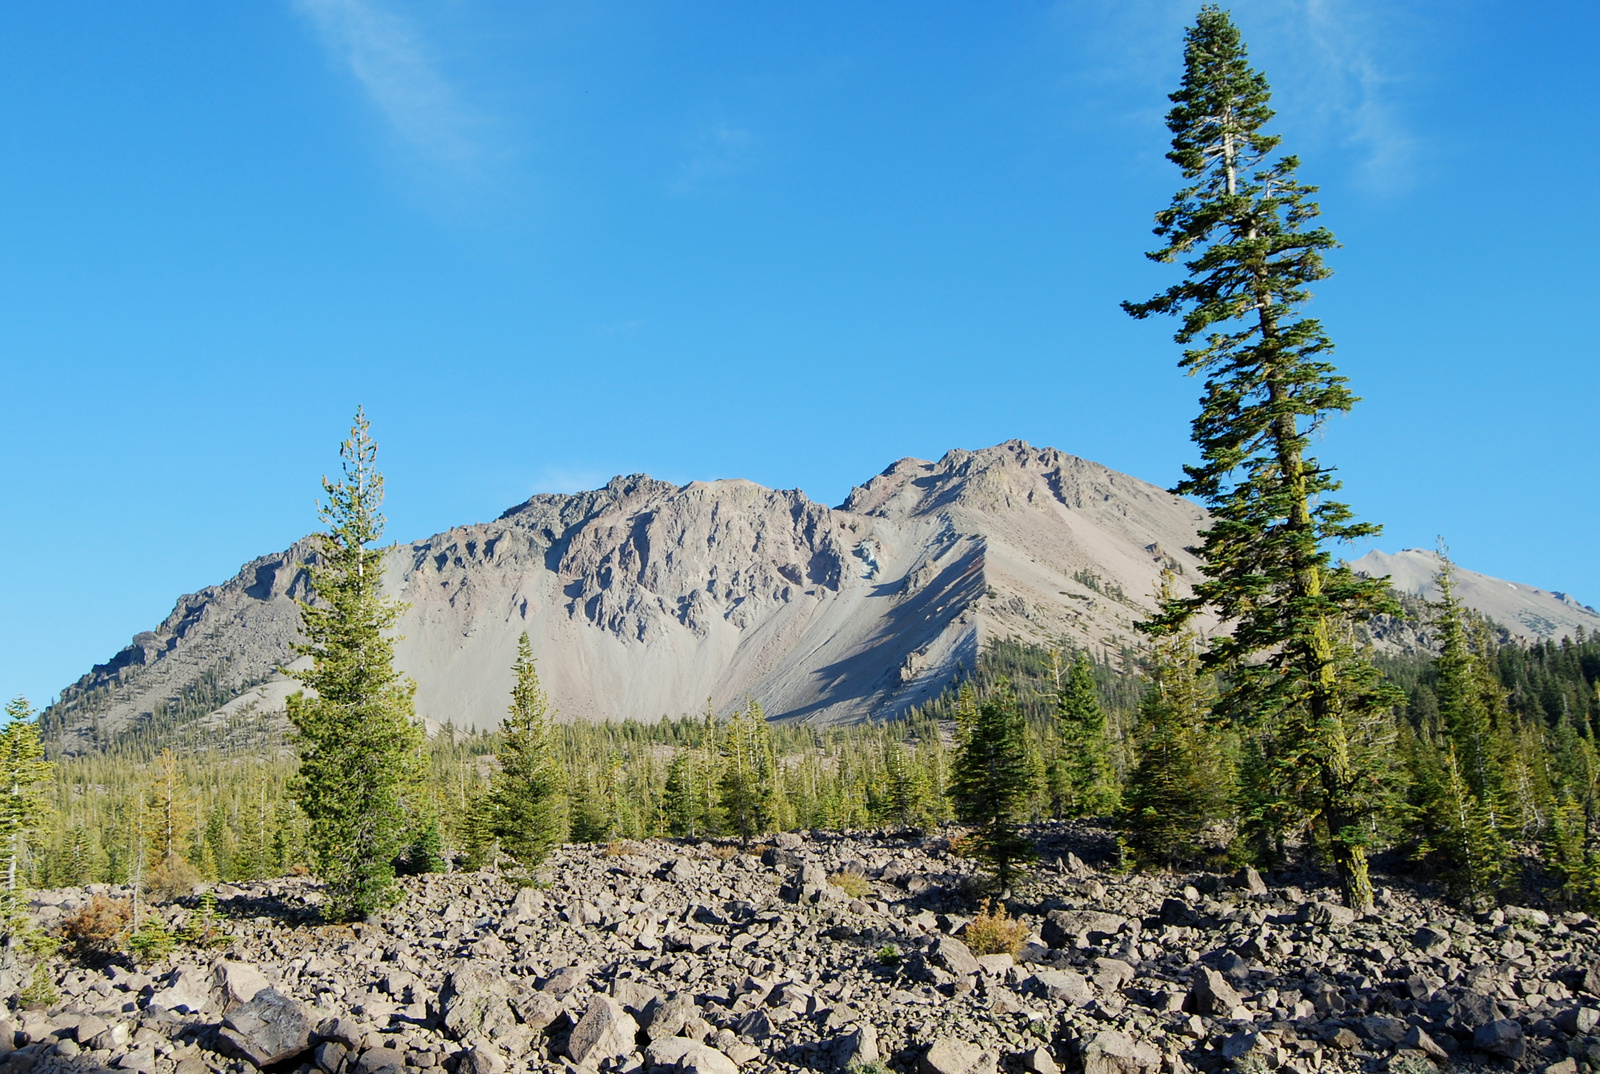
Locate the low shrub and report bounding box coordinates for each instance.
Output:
[145,854,200,902]
[60,894,133,958]
[964,898,1024,957]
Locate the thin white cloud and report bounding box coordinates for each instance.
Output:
[1051,0,1421,192]
[670,123,755,195]
[296,0,481,166]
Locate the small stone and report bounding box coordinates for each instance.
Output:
[457,1045,505,1074]
[1401,1027,1449,1061]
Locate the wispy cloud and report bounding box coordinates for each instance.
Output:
[1050,0,1421,192]
[296,0,482,166]
[669,123,755,195]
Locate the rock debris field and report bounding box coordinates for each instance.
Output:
[9,825,1600,1074]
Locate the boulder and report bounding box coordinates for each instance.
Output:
[928,936,979,977]
[919,1038,996,1074]
[832,1025,878,1070]
[353,1047,405,1074]
[216,988,314,1068]
[441,966,517,1042]
[1412,926,1451,958]
[1473,1019,1525,1060]
[566,995,639,1066]
[1080,1031,1160,1074]
[646,1038,738,1074]
[1190,968,1244,1018]
[211,960,270,1011]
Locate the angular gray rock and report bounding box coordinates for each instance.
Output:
[1473,1018,1525,1059]
[216,988,313,1068]
[441,965,517,1042]
[646,1038,738,1074]
[1190,967,1243,1018]
[567,995,639,1066]
[928,935,979,977]
[1080,1031,1160,1074]
[919,1038,996,1074]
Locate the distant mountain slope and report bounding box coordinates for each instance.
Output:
[43,441,1208,751]
[1350,548,1600,643]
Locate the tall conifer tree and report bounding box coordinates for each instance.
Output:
[1126,6,1398,909]
[718,698,774,845]
[1055,652,1117,816]
[951,678,1038,891]
[491,633,568,866]
[287,409,425,921]
[0,698,52,932]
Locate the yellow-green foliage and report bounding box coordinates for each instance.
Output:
[828,871,870,899]
[964,898,1024,957]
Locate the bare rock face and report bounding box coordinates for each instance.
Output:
[44,442,1211,742]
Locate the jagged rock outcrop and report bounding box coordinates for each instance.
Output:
[43,442,1208,748]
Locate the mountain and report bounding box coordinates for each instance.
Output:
[44,441,1209,751]
[1349,548,1600,643]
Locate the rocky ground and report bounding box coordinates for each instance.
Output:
[6,824,1599,1074]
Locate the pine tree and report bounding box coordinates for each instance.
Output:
[1121,608,1231,866]
[286,408,426,921]
[490,633,568,866]
[883,735,933,831]
[950,678,1039,891]
[1055,652,1117,816]
[718,698,775,845]
[0,697,53,932]
[1125,6,1399,909]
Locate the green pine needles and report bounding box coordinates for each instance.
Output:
[286,409,426,922]
[1054,652,1117,817]
[0,697,53,935]
[1127,5,1399,910]
[718,698,776,845]
[951,678,1039,892]
[491,632,569,867]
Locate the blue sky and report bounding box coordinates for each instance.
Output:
[3,1,1596,708]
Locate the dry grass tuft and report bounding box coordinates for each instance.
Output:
[829,871,871,899]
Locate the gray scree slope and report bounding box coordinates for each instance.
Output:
[47,442,1207,746]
